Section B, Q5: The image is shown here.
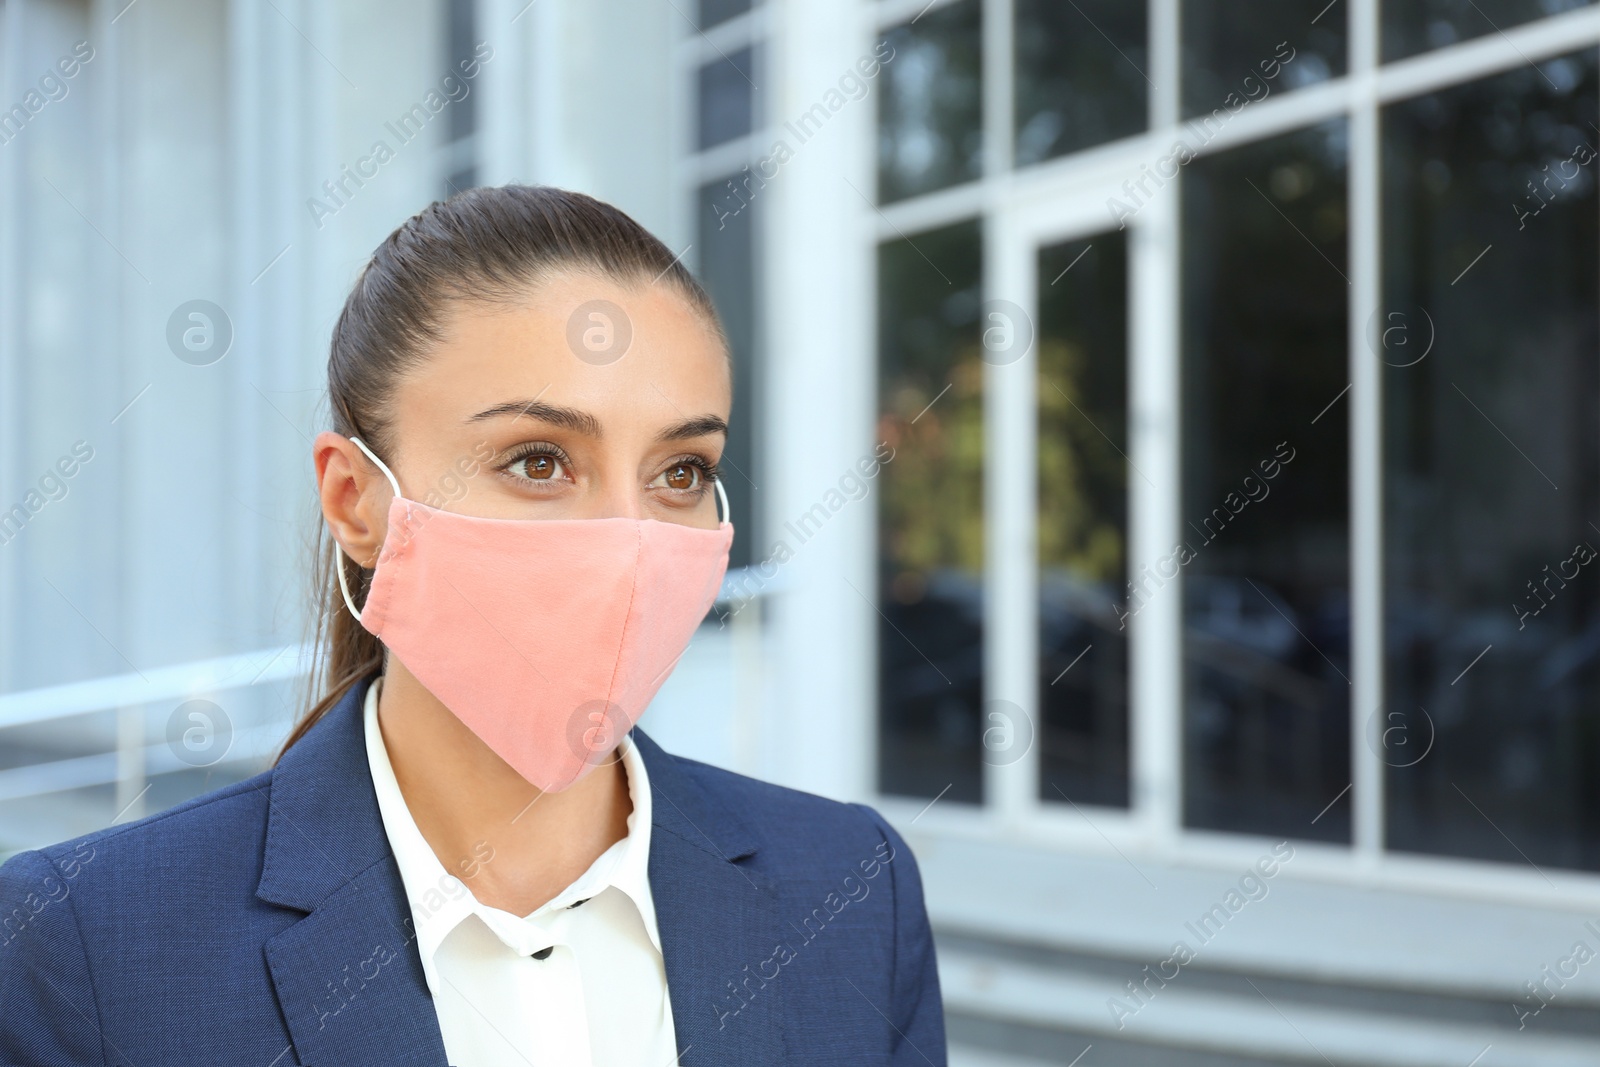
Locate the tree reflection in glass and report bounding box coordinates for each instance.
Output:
[1037,234,1131,809]
[877,0,983,203]
[1382,0,1594,63]
[877,220,986,802]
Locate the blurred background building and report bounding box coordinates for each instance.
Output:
[3,0,1600,1062]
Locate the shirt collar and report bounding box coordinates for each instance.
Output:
[361,677,662,995]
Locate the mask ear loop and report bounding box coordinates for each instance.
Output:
[333,436,405,623]
[713,475,731,526]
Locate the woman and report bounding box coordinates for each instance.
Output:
[0,186,945,1065]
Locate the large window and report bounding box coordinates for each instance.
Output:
[877,0,983,203]
[696,176,760,566]
[685,0,767,570]
[1015,0,1147,165]
[876,220,985,803]
[1181,120,1352,841]
[1181,0,1345,115]
[871,0,1600,880]
[1036,234,1130,810]
[443,0,479,193]
[698,46,759,151]
[1382,49,1600,871]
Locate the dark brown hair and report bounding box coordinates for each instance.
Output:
[281,185,723,755]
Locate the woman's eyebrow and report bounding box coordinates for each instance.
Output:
[465,400,726,443]
[466,399,602,435]
[656,414,728,442]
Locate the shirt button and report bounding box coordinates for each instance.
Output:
[531,946,554,960]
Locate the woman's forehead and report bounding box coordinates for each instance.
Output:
[393,278,731,434]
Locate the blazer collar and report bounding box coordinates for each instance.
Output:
[625,724,759,866]
[257,675,783,1064]
[629,728,786,1063]
[257,675,392,912]
[256,675,764,910]
[258,675,447,1066]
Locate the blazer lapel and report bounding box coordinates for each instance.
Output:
[257,677,449,1067]
[255,683,785,1066]
[632,728,786,1065]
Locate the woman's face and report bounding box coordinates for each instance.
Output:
[317,271,731,563]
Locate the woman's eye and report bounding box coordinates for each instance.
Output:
[513,454,565,481]
[662,463,700,491]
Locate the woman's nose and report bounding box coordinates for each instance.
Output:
[585,479,647,522]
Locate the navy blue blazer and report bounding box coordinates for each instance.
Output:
[0,676,946,1065]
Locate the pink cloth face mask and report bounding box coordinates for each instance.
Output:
[335,436,733,793]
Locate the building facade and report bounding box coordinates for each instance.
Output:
[2,0,1599,1062]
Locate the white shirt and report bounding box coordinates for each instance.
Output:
[363,679,680,1066]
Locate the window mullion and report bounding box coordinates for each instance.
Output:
[984,0,1014,177]
[1131,191,1182,850]
[1139,0,1180,849]
[1350,0,1384,861]
[1150,0,1179,130]
[985,206,1039,819]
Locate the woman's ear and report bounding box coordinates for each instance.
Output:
[314,431,389,566]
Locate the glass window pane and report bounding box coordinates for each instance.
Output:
[1181,120,1352,842]
[1015,0,1148,166]
[878,0,983,204]
[1382,50,1600,871]
[1038,235,1131,809]
[444,0,479,193]
[1181,0,1345,120]
[697,46,757,150]
[1383,0,1594,63]
[445,0,478,148]
[698,176,761,569]
[877,220,985,802]
[699,0,753,30]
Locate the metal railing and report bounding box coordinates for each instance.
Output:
[0,643,314,835]
[0,566,772,841]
